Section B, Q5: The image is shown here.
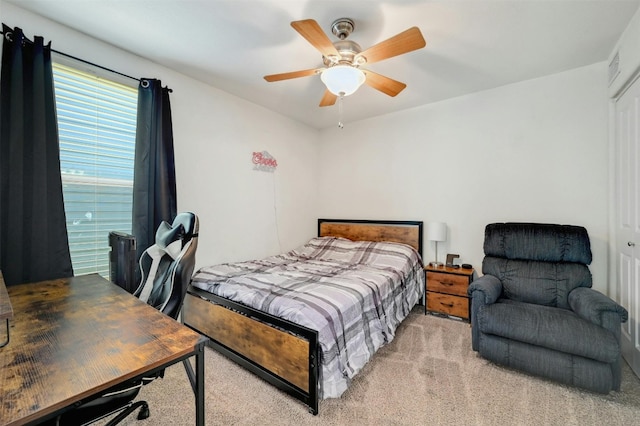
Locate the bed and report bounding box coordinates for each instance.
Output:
[182,219,424,414]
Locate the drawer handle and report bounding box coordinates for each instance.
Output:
[441,302,454,308]
[442,281,455,286]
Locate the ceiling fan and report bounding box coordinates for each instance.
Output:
[264,18,426,107]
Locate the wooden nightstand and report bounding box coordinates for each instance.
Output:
[425,265,474,321]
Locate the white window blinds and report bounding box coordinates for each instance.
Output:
[52,62,138,277]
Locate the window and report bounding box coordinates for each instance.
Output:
[52,62,138,277]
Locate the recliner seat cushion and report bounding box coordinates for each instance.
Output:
[477,300,620,363]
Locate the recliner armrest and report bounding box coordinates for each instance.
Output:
[468,274,502,305]
[468,274,502,352]
[568,287,629,330]
[569,287,628,391]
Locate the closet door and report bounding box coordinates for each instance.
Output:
[616,76,640,378]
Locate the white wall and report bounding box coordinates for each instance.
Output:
[317,63,610,293]
[1,2,321,270]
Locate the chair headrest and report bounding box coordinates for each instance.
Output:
[172,212,198,239]
[155,221,184,259]
[154,212,198,260]
[484,222,592,264]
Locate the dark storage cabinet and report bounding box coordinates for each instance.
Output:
[108,231,137,294]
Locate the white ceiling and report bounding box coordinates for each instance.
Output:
[6,0,640,129]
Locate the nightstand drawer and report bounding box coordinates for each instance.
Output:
[426,291,469,319]
[427,271,469,296]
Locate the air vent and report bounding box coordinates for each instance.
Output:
[609,52,620,86]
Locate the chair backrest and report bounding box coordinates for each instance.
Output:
[482,222,592,309]
[135,212,199,319]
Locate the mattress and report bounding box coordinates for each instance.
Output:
[191,236,424,398]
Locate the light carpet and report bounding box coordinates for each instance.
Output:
[106,309,640,425]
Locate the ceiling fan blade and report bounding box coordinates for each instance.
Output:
[358,27,426,64]
[291,19,340,59]
[363,70,407,97]
[319,89,338,107]
[264,68,320,82]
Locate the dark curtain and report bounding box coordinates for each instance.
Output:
[132,79,177,280]
[0,24,73,286]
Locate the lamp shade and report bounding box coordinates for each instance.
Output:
[320,65,366,97]
[427,222,447,242]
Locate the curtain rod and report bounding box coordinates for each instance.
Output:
[1,29,173,92]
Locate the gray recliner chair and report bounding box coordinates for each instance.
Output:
[468,222,628,394]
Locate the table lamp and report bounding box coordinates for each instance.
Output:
[427,222,447,267]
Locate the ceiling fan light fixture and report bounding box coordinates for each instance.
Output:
[320,65,366,97]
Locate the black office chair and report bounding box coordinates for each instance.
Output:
[49,212,199,426]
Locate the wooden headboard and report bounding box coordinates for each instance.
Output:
[317,219,423,258]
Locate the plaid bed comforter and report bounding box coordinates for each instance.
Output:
[191,236,424,399]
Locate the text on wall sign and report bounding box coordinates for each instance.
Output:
[252,151,278,172]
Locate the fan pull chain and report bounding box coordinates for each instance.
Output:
[338,95,344,129]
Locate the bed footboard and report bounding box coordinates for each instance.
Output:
[183,287,320,415]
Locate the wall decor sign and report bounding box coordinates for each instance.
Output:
[252,151,278,172]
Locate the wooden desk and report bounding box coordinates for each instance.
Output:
[0,274,208,426]
[0,272,12,348]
